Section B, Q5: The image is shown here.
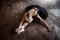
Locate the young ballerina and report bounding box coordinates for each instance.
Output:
[15,5,51,34]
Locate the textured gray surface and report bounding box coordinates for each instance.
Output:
[0,0,60,40]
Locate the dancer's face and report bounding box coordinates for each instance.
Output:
[28,8,38,16]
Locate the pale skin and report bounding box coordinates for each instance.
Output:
[15,8,51,34]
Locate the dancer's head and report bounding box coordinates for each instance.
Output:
[25,5,48,20]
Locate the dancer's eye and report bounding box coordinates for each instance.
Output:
[34,8,37,10]
[34,8,39,11]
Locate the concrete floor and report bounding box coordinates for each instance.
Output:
[0,0,60,40]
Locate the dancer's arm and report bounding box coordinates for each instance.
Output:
[36,14,49,28]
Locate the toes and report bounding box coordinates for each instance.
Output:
[15,28,20,33]
[15,29,18,33]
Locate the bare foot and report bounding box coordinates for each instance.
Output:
[48,27,52,32]
[15,28,24,34]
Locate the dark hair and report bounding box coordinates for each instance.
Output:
[25,5,48,20]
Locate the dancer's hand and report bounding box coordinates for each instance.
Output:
[48,27,52,32]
